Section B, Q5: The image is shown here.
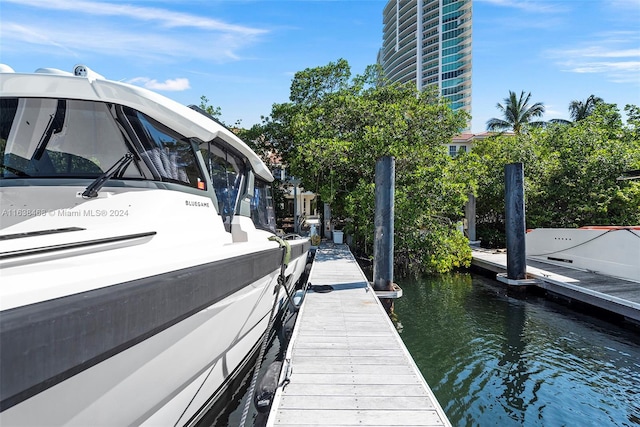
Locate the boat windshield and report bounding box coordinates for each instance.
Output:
[0,98,143,180]
[0,98,206,190]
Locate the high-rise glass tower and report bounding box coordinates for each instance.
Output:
[378,0,472,118]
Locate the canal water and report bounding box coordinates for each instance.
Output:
[209,272,640,426]
[394,273,640,427]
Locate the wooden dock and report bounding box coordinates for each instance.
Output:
[267,244,450,427]
[472,248,640,324]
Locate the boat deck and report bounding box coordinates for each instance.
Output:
[471,248,640,323]
[267,243,450,427]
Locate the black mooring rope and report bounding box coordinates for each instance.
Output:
[239,248,289,427]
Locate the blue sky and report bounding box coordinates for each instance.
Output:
[1,0,639,133]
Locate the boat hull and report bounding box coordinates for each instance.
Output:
[0,242,309,425]
[0,187,310,424]
[526,227,640,283]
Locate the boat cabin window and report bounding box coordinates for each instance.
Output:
[123,108,205,189]
[0,98,206,191]
[251,179,276,233]
[1,98,144,179]
[200,141,246,230]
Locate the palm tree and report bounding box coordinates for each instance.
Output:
[548,95,604,125]
[486,91,545,134]
[569,94,603,122]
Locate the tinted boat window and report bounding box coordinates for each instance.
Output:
[124,108,205,189]
[1,98,142,179]
[200,141,246,231]
[0,98,19,176]
[252,179,276,233]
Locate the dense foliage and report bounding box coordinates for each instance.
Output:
[472,103,640,247]
[200,69,639,271]
[259,59,473,274]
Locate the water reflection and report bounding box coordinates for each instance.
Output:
[498,298,528,423]
[395,273,640,427]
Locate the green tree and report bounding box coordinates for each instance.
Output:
[486,91,546,134]
[468,130,548,247]
[551,95,606,125]
[288,58,351,105]
[569,94,604,122]
[472,102,640,247]
[198,95,223,122]
[536,103,640,227]
[261,59,473,274]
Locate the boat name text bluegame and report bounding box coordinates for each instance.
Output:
[185,200,211,208]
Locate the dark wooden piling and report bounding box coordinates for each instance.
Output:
[373,155,394,292]
[373,156,395,311]
[504,163,527,280]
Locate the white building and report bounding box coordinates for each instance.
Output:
[378,0,472,124]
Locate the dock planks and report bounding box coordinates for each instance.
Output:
[267,244,450,427]
[472,248,640,323]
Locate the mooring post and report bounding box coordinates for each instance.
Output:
[293,183,299,234]
[504,162,527,280]
[324,203,332,240]
[373,156,395,311]
[465,193,477,242]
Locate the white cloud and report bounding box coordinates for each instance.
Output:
[576,48,640,58]
[1,20,248,64]
[127,77,191,91]
[610,0,640,11]
[4,0,267,35]
[2,23,78,57]
[544,105,567,118]
[474,0,567,13]
[1,0,269,64]
[545,31,640,85]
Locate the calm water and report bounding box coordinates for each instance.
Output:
[394,273,640,427]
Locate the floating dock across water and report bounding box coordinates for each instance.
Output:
[471,248,640,324]
[267,243,451,427]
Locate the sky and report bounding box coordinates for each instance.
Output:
[1,0,639,133]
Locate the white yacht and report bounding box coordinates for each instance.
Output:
[526,226,640,283]
[0,65,310,425]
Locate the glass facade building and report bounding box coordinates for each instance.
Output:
[378,0,472,121]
